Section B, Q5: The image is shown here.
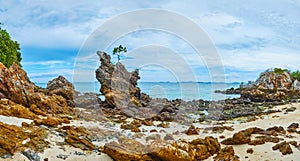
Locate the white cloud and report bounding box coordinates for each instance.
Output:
[1,0,299,82]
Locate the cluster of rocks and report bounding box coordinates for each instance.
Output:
[0,62,93,158]
[243,69,300,102]
[95,51,273,124]
[0,62,75,115]
[103,135,239,161]
[221,123,300,155]
[216,69,300,103]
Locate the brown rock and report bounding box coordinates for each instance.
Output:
[95,51,149,108]
[46,75,75,107]
[287,123,299,133]
[214,146,240,161]
[221,127,264,145]
[65,135,95,150]
[265,126,286,136]
[104,137,152,161]
[189,136,221,160]
[157,122,169,128]
[131,126,141,132]
[58,126,94,150]
[141,119,153,126]
[184,125,199,135]
[150,129,158,133]
[0,62,37,107]
[246,148,254,154]
[0,122,49,157]
[248,139,265,145]
[164,134,174,141]
[0,99,38,119]
[272,141,293,155]
[255,135,280,143]
[0,62,75,116]
[148,140,191,161]
[34,116,63,127]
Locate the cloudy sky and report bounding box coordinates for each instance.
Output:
[1,0,299,83]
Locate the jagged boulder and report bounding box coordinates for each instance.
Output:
[0,62,74,115]
[95,51,149,108]
[0,62,37,107]
[46,75,75,107]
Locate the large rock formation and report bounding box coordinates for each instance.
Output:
[241,69,300,101]
[46,75,75,107]
[0,62,37,106]
[0,62,74,115]
[95,51,149,108]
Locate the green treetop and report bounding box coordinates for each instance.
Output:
[0,24,22,68]
[112,45,127,62]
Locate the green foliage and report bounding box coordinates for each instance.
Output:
[292,70,300,81]
[0,25,22,68]
[112,45,127,62]
[273,68,289,75]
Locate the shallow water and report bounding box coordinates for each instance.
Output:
[37,82,240,101]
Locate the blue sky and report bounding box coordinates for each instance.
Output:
[0,0,300,83]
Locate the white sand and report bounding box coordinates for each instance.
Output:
[0,115,33,126]
[1,103,299,161]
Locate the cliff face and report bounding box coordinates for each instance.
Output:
[95,51,149,108]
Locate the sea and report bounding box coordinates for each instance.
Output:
[37,82,240,101]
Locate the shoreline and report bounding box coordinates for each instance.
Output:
[1,102,299,161]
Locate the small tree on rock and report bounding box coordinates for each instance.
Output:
[112,45,127,62]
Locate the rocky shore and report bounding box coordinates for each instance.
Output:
[0,51,299,161]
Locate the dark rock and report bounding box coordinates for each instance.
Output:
[214,146,239,161]
[246,148,254,154]
[56,154,69,160]
[221,127,264,145]
[265,126,286,136]
[21,149,41,161]
[74,92,103,109]
[287,123,299,133]
[272,141,293,155]
[95,51,149,108]
[163,134,174,141]
[254,136,280,143]
[184,125,199,135]
[46,75,75,107]
[248,139,265,145]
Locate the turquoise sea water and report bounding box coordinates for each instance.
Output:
[37,82,240,101]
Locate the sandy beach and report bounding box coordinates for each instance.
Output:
[1,102,299,161]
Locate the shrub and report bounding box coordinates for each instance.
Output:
[0,24,22,67]
[291,70,300,81]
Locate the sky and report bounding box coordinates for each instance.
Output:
[0,0,300,83]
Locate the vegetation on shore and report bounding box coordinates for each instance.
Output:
[0,24,22,68]
[259,68,300,81]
